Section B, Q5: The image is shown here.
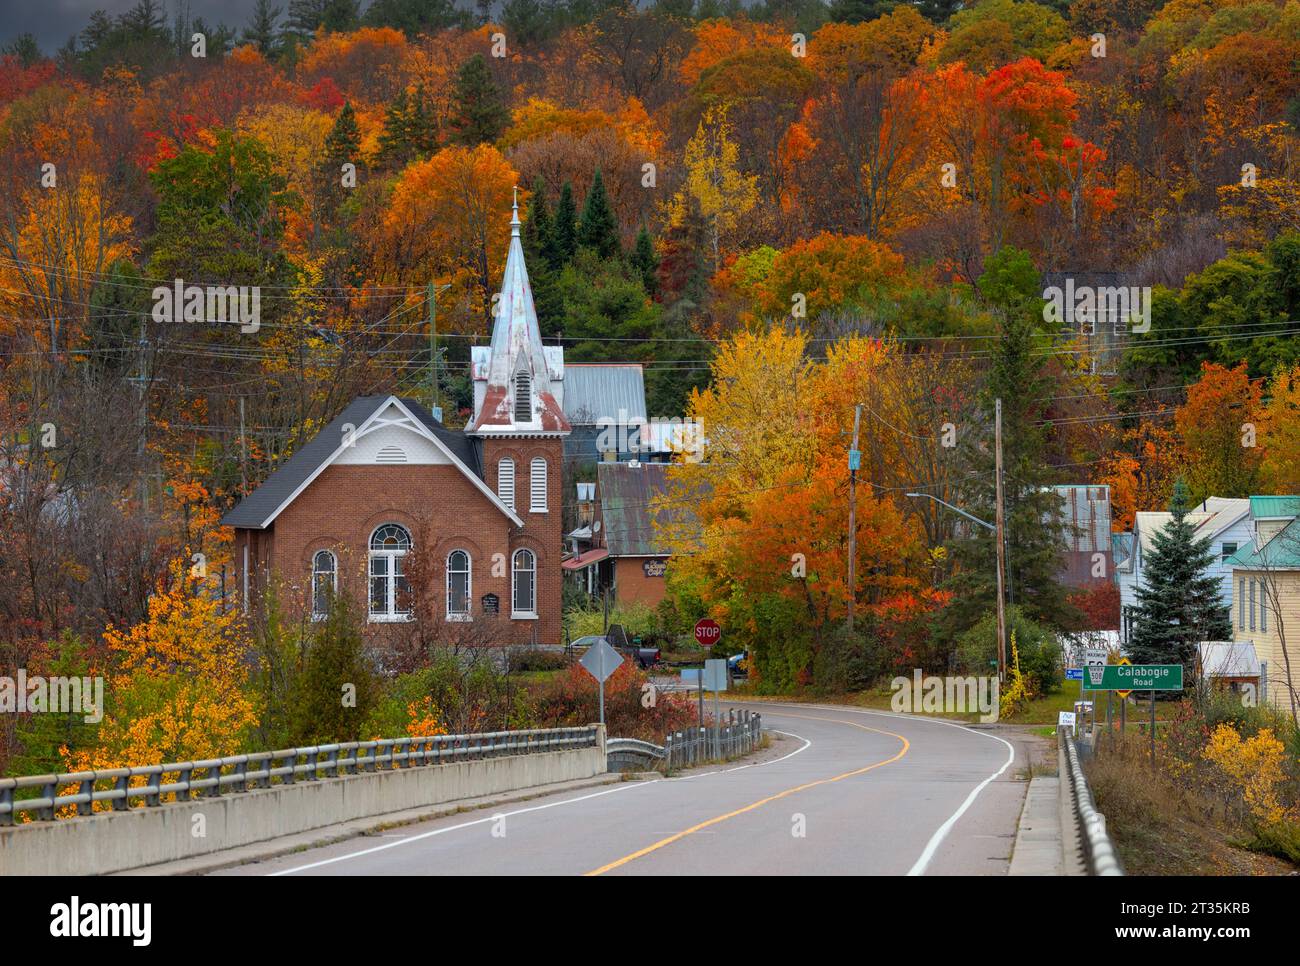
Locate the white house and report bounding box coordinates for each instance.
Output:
[1115,496,1251,644]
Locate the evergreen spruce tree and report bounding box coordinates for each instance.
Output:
[630,223,660,299]
[289,593,379,744]
[408,84,439,157]
[549,181,577,268]
[577,169,621,260]
[448,54,509,146]
[319,101,361,218]
[377,88,413,168]
[1129,480,1233,674]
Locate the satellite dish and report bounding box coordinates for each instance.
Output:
[593,520,602,532]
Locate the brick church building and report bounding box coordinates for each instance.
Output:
[222,195,570,645]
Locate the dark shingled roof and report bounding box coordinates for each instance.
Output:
[220,396,482,530]
[597,462,698,557]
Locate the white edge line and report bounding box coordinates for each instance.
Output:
[746,701,1017,877]
[269,728,812,876]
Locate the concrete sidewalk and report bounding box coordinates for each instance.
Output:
[1008,740,1086,875]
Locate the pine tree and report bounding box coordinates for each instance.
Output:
[1129,480,1232,675]
[577,169,621,260]
[287,0,359,37]
[319,101,361,215]
[944,247,1078,635]
[377,89,413,168]
[549,181,577,268]
[289,593,379,744]
[630,223,659,299]
[448,54,509,146]
[408,84,439,156]
[243,0,281,56]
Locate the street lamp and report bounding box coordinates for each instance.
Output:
[905,493,994,531]
[906,491,1008,683]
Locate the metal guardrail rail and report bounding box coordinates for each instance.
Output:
[605,712,763,770]
[0,726,600,826]
[664,710,762,769]
[1063,732,1124,876]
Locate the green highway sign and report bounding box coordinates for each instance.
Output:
[1081,663,1183,691]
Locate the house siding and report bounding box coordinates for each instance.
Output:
[1232,567,1300,709]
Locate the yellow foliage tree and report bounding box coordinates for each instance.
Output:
[1202,724,1291,826]
[666,105,758,270]
[67,561,256,772]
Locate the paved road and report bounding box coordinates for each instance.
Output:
[216,703,1028,876]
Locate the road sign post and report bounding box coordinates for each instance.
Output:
[703,658,728,758]
[579,638,624,728]
[1150,690,1157,766]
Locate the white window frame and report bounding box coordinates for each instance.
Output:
[369,524,413,622]
[1249,578,1256,631]
[498,457,515,511]
[512,548,536,618]
[311,550,336,621]
[447,549,472,622]
[530,456,548,513]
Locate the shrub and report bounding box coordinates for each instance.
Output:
[532,662,696,742]
[507,647,568,672]
[956,606,1061,695]
[563,601,659,642]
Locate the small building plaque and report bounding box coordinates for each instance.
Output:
[481,593,499,615]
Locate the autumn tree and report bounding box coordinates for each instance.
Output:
[1175,361,1264,501]
[371,143,518,322]
[667,105,757,271]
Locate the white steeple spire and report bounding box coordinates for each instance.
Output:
[469,188,569,436]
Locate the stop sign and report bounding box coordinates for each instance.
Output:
[694,618,721,648]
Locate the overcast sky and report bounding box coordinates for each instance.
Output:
[2,1,268,53]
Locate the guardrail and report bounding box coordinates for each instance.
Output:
[0,726,600,826]
[664,710,761,769]
[1062,731,1124,876]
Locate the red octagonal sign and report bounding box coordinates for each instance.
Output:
[694,618,721,648]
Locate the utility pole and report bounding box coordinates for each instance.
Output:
[994,397,1008,684]
[428,281,438,416]
[239,396,247,497]
[847,404,861,633]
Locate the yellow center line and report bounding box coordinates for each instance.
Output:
[583,711,910,876]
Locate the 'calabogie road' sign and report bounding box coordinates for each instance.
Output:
[1081,663,1183,691]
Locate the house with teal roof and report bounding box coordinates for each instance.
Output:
[1226,496,1300,709]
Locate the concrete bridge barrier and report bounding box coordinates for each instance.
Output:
[0,727,605,876]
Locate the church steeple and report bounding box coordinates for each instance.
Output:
[469,188,568,436]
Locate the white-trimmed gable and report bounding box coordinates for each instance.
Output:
[336,404,450,466]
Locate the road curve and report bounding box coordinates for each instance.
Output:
[215,704,1028,876]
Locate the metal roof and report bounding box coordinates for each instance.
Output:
[220,396,482,530]
[1249,495,1300,519]
[1052,485,1111,553]
[563,364,647,425]
[1226,518,1300,569]
[596,462,690,557]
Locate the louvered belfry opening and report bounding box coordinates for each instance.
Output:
[514,371,531,423]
